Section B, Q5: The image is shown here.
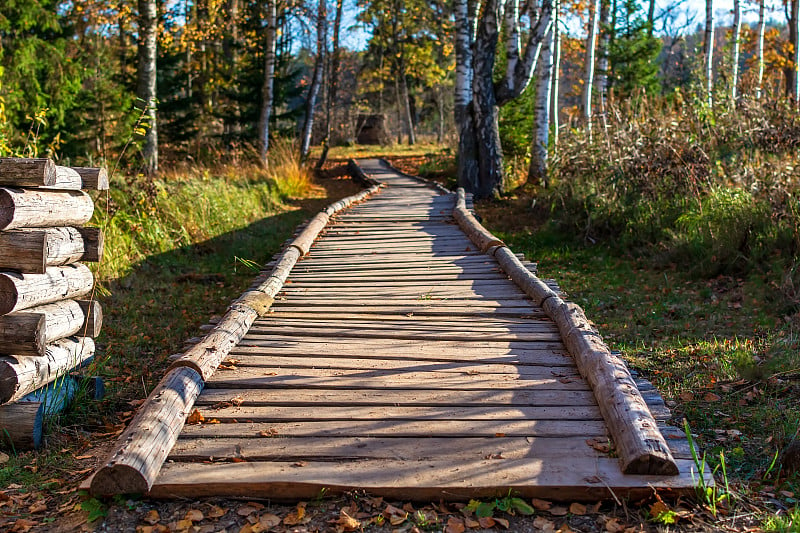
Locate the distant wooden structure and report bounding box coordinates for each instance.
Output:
[0,157,107,449]
[87,159,708,499]
[356,114,389,145]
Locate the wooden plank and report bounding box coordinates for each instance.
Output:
[168,436,612,461]
[234,336,567,352]
[179,419,607,438]
[206,373,590,391]
[240,327,562,342]
[267,306,542,317]
[269,298,536,308]
[220,356,577,375]
[195,388,597,407]
[277,289,528,299]
[264,311,547,322]
[148,457,706,500]
[252,316,557,329]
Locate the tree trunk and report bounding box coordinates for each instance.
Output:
[731,0,741,102]
[257,0,278,162]
[300,0,327,161]
[454,0,479,191]
[399,67,416,145]
[528,21,555,187]
[583,0,600,134]
[756,0,766,99]
[596,0,610,115]
[316,0,344,170]
[794,0,800,106]
[473,0,504,198]
[137,0,158,175]
[647,0,655,37]
[551,6,561,148]
[704,0,714,106]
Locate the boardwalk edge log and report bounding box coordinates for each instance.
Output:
[453,187,679,476]
[90,178,383,496]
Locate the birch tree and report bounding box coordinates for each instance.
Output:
[258,0,278,162]
[300,0,327,161]
[551,9,561,148]
[596,0,610,115]
[730,0,741,101]
[528,15,555,187]
[794,0,800,107]
[317,0,345,169]
[137,0,158,174]
[788,0,799,100]
[455,0,553,197]
[583,0,601,134]
[704,0,714,106]
[756,0,766,99]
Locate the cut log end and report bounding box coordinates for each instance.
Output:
[621,452,680,476]
[0,401,43,450]
[90,464,150,496]
[0,272,21,316]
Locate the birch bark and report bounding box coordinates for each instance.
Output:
[258,0,278,162]
[300,0,327,161]
[137,0,158,175]
[704,0,714,106]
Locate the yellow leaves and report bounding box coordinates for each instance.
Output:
[283,502,306,525]
[333,509,361,531]
[383,503,408,525]
[186,408,204,423]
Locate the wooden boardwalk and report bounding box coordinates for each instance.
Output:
[91,159,705,500]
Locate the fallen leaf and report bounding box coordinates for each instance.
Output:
[185,509,204,522]
[28,501,47,513]
[464,517,480,528]
[74,454,94,460]
[649,500,671,519]
[494,517,510,528]
[259,513,281,528]
[258,428,278,437]
[703,392,721,402]
[335,509,361,531]
[187,409,205,424]
[144,510,160,525]
[0,452,9,465]
[207,505,227,518]
[12,518,37,532]
[237,505,259,517]
[605,518,624,532]
[478,516,495,528]
[292,461,308,467]
[678,392,694,402]
[283,504,306,525]
[532,498,552,511]
[174,518,193,531]
[549,506,568,516]
[383,504,407,526]
[569,502,586,515]
[533,516,556,532]
[445,517,465,533]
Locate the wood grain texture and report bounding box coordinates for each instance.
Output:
[0,300,100,356]
[0,401,43,450]
[0,158,56,187]
[0,188,94,230]
[0,264,94,315]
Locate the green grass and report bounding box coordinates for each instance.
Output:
[310,141,449,160]
[485,220,799,526]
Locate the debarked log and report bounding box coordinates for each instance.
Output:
[0,227,104,273]
[0,401,44,450]
[0,337,95,404]
[0,187,94,231]
[0,264,94,315]
[0,299,103,356]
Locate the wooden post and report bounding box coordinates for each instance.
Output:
[0,264,94,315]
[452,187,679,476]
[0,227,104,274]
[0,188,94,230]
[0,401,43,450]
[0,337,95,404]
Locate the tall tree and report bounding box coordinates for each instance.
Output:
[258,0,278,162]
[794,0,800,106]
[529,12,556,187]
[551,8,561,148]
[137,0,158,174]
[583,0,601,134]
[455,0,553,197]
[704,0,714,106]
[317,0,345,169]
[596,0,610,115]
[299,0,327,161]
[731,0,742,101]
[756,0,766,99]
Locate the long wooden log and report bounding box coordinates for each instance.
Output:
[91,179,384,496]
[0,264,94,315]
[0,188,94,230]
[69,167,109,190]
[90,366,204,496]
[452,186,679,476]
[0,299,102,356]
[0,337,95,404]
[0,401,43,450]
[0,227,104,273]
[453,189,504,252]
[0,158,56,187]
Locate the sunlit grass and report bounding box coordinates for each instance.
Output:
[309,141,449,160]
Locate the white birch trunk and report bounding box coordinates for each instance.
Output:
[756,0,766,100]
[704,0,714,106]
[583,0,600,133]
[795,0,800,107]
[258,0,278,162]
[300,0,327,161]
[596,0,609,115]
[528,21,555,186]
[136,0,158,175]
[731,0,741,102]
[551,8,561,147]
[454,0,479,191]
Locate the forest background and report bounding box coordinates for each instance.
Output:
[1,0,800,529]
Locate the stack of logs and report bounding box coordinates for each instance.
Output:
[0,158,108,450]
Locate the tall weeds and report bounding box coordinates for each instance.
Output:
[547,91,800,284]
